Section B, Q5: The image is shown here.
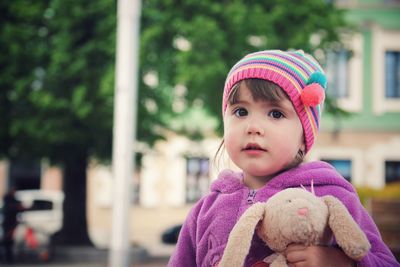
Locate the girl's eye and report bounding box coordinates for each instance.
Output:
[269,110,284,119]
[234,107,248,117]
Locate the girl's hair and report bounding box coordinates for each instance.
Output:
[214,79,305,171]
[229,79,288,105]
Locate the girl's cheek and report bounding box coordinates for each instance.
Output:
[224,135,233,149]
[279,140,300,159]
[224,134,237,154]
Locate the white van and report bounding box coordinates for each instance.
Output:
[13,190,64,261]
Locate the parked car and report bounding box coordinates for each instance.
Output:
[13,190,64,262]
[161,224,182,244]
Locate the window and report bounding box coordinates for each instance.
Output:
[29,200,53,211]
[132,174,140,204]
[372,28,400,114]
[385,51,400,98]
[186,157,210,203]
[385,161,400,184]
[322,159,352,182]
[324,33,363,112]
[9,160,41,190]
[326,49,350,99]
[131,153,142,204]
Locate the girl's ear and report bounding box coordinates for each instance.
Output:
[299,142,306,155]
[296,142,306,161]
[322,195,371,260]
[219,202,266,267]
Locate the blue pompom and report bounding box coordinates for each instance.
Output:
[307,72,327,89]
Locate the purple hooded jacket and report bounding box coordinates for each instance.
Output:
[168,161,399,267]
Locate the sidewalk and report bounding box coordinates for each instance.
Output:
[3,245,170,267]
[8,258,169,267]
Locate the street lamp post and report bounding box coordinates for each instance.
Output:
[109,0,141,267]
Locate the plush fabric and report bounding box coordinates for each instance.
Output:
[168,161,400,267]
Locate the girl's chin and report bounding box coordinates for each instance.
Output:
[243,168,282,179]
[244,172,274,180]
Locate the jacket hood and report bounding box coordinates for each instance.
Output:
[211,161,356,195]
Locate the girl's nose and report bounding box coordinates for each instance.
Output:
[246,120,264,135]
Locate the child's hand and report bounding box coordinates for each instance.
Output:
[285,244,356,267]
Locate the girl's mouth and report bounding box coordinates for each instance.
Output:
[243,143,266,151]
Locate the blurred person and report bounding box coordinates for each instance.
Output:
[168,50,400,266]
[1,187,24,263]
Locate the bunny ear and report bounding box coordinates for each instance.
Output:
[311,180,315,195]
[322,196,371,260]
[219,202,266,267]
[300,180,315,194]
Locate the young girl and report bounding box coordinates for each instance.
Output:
[168,50,399,267]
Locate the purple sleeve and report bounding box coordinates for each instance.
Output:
[167,203,200,267]
[339,191,400,267]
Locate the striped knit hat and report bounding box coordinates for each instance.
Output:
[222,50,327,153]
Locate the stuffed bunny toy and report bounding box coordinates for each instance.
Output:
[219,187,371,267]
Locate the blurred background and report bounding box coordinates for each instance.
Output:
[1,0,399,266]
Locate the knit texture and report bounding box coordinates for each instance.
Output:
[222,50,327,153]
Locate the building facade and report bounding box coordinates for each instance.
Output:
[311,0,400,189]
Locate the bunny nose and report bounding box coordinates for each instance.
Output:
[298,207,308,216]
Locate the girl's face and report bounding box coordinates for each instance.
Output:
[223,84,305,188]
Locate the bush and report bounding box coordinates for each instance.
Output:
[356,182,400,206]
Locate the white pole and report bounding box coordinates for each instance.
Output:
[109,0,141,266]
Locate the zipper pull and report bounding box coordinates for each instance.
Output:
[247,189,257,204]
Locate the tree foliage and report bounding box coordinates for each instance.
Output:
[0,0,50,159]
[0,0,348,244]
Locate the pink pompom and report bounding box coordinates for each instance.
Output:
[301,84,325,106]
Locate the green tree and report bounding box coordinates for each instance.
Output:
[0,1,50,158]
[39,1,117,244]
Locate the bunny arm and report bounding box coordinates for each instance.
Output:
[219,202,266,267]
[269,253,288,267]
[322,195,371,260]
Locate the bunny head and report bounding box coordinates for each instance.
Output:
[218,188,371,267]
[257,188,332,252]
